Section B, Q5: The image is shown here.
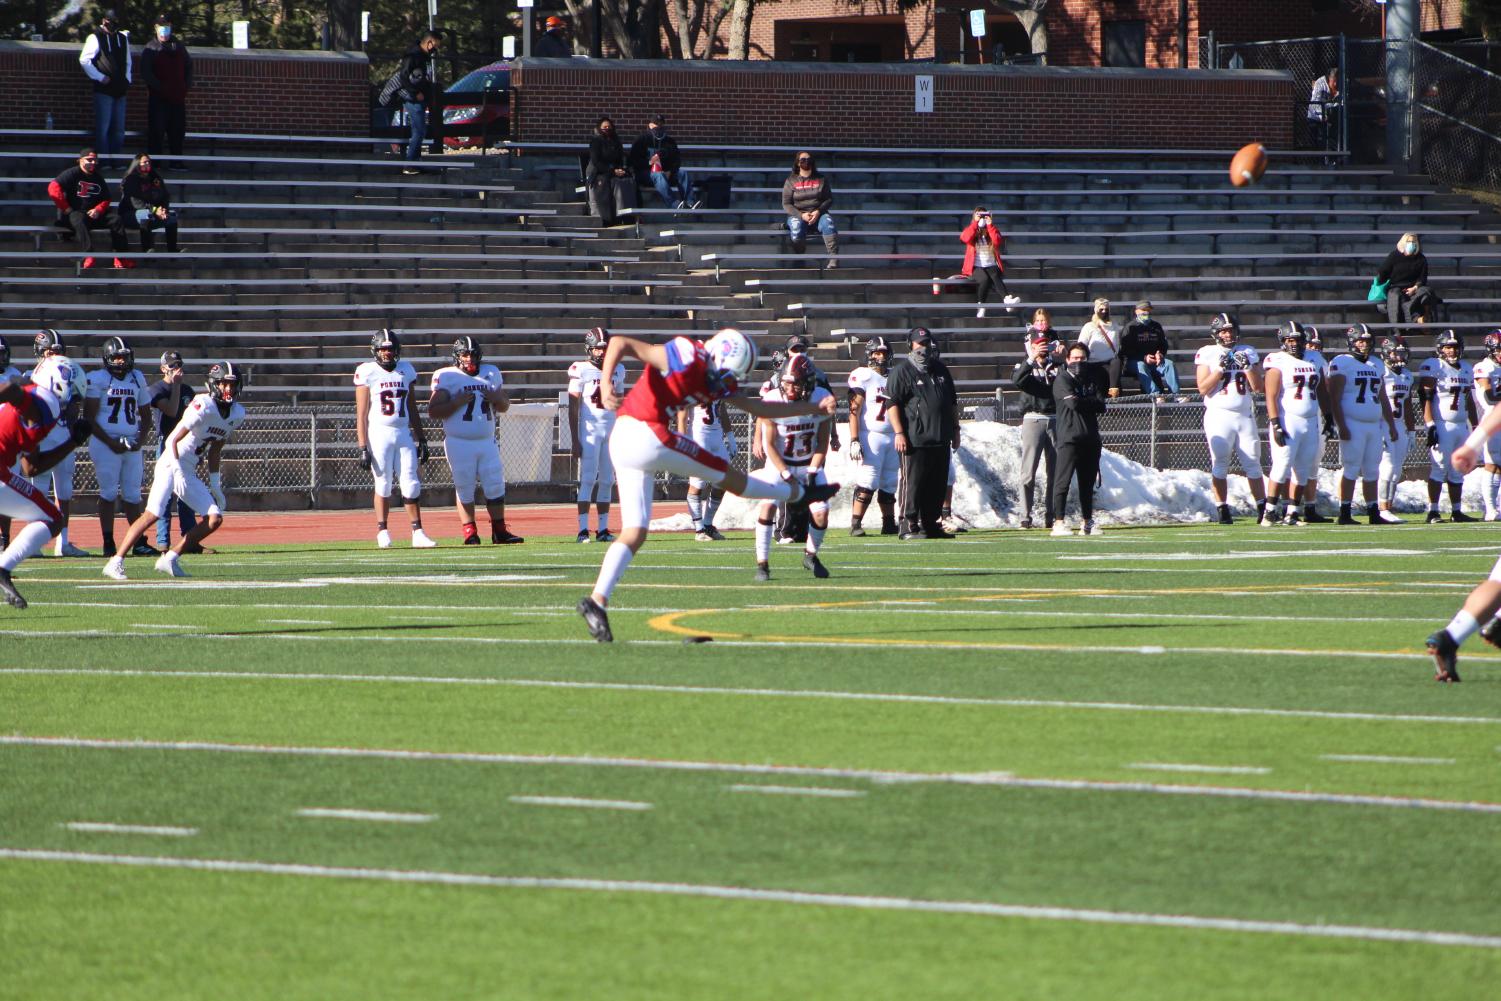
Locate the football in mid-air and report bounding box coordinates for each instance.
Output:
[1229,143,1268,187]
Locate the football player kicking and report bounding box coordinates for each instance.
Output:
[1377,338,1415,523]
[1424,396,1501,682]
[0,376,93,608]
[85,336,156,557]
[354,329,435,549]
[1194,313,1267,525]
[429,337,523,546]
[846,336,899,537]
[1469,331,1501,520]
[575,328,839,643]
[103,362,246,581]
[1417,330,1478,523]
[567,327,625,543]
[1326,324,1400,525]
[1262,322,1329,527]
[754,353,833,582]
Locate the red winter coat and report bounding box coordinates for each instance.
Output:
[959,219,1005,277]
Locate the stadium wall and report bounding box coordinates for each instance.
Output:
[510,60,1295,149]
[0,41,368,137]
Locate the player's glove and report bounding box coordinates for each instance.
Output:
[1424,424,1438,448]
[829,426,841,452]
[68,421,92,446]
[1270,417,1287,447]
[208,471,228,512]
[1233,350,1253,370]
[848,440,863,465]
[359,446,373,471]
[417,439,430,464]
[1219,351,1235,372]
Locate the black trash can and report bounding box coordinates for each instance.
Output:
[699,174,731,209]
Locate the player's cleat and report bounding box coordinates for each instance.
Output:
[802,552,830,578]
[1303,510,1331,524]
[1051,523,1072,537]
[900,529,928,540]
[755,562,771,582]
[1082,520,1101,536]
[699,526,725,541]
[1425,630,1461,683]
[796,481,841,506]
[56,541,89,558]
[1377,510,1405,524]
[1259,511,1280,527]
[594,530,613,543]
[694,531,713,542]
[1018,517,1033,530]
[849,525,866,537]
[102,556,127,580]
[1451,511,1477,523]
[577,529,592,543]
[154,552,188,577]
[494,529,526,545]
[1426,511,1443,524]
[131,541,161,557]
[411,529,437,548]
[1217,505,1233,525]
[0,568,27,610]
[1337,513,1359,525]
[1282,511,1302,527]
[576,596,613,643]
[1479,616,1501,650]
[927,528,958,539]
[463,534,481,545]
[880,520,899,535]
[376,529,392,548]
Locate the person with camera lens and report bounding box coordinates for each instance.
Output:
[1011,324,1061,530]
[961,206,1020,319]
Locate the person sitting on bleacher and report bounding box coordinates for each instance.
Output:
[629,113,697,210]
[1113,300,1179,398]
[782,152,838,268]
[1377,232,1438,332]
[586,116,636,227]
[48,149,132,270]
[120,154,179,254]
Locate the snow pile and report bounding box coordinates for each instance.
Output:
[651,421,1476,531]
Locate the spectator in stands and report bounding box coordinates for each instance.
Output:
[1051,342,1107,537]
[1377,232,1438,332]
[886,327,958,539]
[146,351,201,553]
[80,9,130,157]
[782,152,838,268]
[141,17,192,169]
[629,113,697,210]
[121,154,179,254]
[1010,324,1060,529]
[587,115,636,227]
[1307,67,1339,157]
[387,32,442,174]
[961,207,1020,318]
[1077,297,1120,397]
[535,15,572,57]
[48,149,132,270]
[1113,300,1179,398]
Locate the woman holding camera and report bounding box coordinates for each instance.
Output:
[961,206,1020,318]
[1051,341,1108,536]
[1010,318,1060,529]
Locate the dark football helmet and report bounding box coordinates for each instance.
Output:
[584,326,609,365]
[452,335,481,376]
[1305,325,1322,353]
[779,352,816,402]
[34,328,64,358]
[1209,313,1238,348]
[1436,330,1463,361]
[864,336,891,374]
[1484,330,1501,362]
[1279,321,1308,359]
[1380,337,1410,371]
[1345,323,1373,360]
[370,329,401,371]
[206,361,244,404]
[101,335,134,378]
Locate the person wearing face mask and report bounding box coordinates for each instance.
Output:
[79,9,130,157]
[1051,342,1107,537]
[141,17,192,168]
[782,152,839,268]
[1077,297,1121,398]
[1376,233,1436,332]
[535,15,572,57]
[885,327,959,540]
[629,113,697,210]
[586,115,636,227]
[960,207,1021,319]
[381,32,442,173]
[121,153,179,254]
[1010,323,1060,530]
[1113,300,1179,398]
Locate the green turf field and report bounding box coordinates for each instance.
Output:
[2,523,1499,999]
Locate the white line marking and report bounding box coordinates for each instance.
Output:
[6,735,1498,815]
[1321,754,1456,766]
[263,619,335,626]
[1128,763,1273,776]
[508,796,652,811]
[294,808,435,823]
[62,822,198,837]
[728,785,867,799]
[2,849,1495,950]
[131,624,199,631]
[7,669,1500,726]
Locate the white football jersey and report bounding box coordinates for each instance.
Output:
[1263,351,1325,419]
[430,364,504,441]
[1417,357,1474,425]
[760,384,831,465]
[1382,365,1415,423]
[1473,357,1501,414]
[86,367,151,438]
[1194,343,1260,413]
[567,360,627,425]
[1327,353,1385,423]
[687,402,730,449]
[353,359,419,431]
[169,392,246,460]
[846,365,893,434]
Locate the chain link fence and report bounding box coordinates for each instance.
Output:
[1413,41,1501,192]
[1201,35,1345,152]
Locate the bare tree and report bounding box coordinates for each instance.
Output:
[1000,0,1048,58]
[328,0,360,50]
[726,0,751,59]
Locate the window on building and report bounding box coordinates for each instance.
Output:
[1103,19,1146,68]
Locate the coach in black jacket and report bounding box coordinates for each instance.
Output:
[886,327,959,539]
[1052,342,1108,534]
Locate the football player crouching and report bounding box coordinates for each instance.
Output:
[846,336,899,537]
[428,336,524,546]
[103,362,247,580]
[753,353,834,581]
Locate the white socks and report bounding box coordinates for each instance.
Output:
[1445,610,1480,646]
[686,493,703,529]
[755,520,774,563]
[805,524,825,555]
[591,542,634,603]
[0,522,53,572]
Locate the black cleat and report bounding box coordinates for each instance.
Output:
[802,552,830,578]
[797,481,841,506]
[101,542,117,558]
[1426,511,1444,524]
[1337,513,1359,525]
[493,529,525,544]
[880,521,899,535]
[900,530,928,541]
[463,534,482,545]
[1480,616,1501,651]
[1304,510,1332,524]
[131,541,162,557]
[0,567,27,610]
[849,525,866,538]
[755,562,771,582]
[1425,630,1461,683]
[576,596,613,643]
[1217,505,1233,525]
[1451,511,1477,523]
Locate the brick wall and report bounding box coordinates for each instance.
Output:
[512,60,1294,149]
[0,41,369,136]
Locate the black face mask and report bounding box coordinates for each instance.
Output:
[910,345,936,368]
[649,127,662,139]
[1065,361,1084,378]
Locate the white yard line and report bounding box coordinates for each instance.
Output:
[6,669,1501,726]
[508,796,652,811]
[263,619,335,626]
[5,735,1499,815]
[62,822,198,837]
[728,785,867,799]
[295,808,435,823]
[1128,763,1273,776]
[1321,754,1456,766]
[1,848,1496,950]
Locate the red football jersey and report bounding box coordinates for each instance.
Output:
[0,386,59,471]
[618,336,736,426]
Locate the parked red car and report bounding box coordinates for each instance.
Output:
[442,60,510,147]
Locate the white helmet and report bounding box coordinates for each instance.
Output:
[703,327,757,385]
